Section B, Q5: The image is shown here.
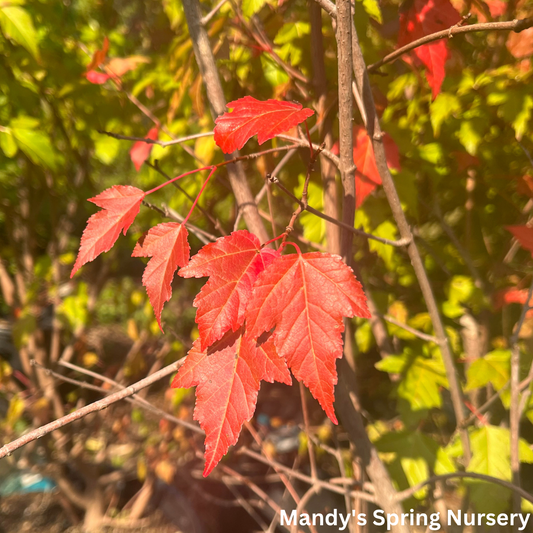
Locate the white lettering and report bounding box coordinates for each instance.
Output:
[448,510,461,525]
[311,513,323,526]
[497,514,508,526]
[429,512,441,531]
[326,509,337,526]
[387,513,398,531]
[486,514,496,526]
[339,513,350,531]
[357,513,367,526]
[373,510,385,526]
[518,514,530,531]
[280,510,296,526]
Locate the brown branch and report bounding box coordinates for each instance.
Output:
[181,0,269,242]
[0,359,186,459]
[268,175,411,247]
[383,314,439,343]
[369,17,533,73]
[395,471,533,505]
[346,7,472,465]
[510,279,533,511]
[239,447,376,503]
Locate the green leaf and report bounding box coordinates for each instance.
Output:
[448,276,474,304]
[274,22,310,45]
[260,55,289,87]
[418,143,444,165]
[368,221,398,270]
[376,354,407,374]
[0,6,39,59]
[0,129,18,157]
[10,118,57,169]
[355,320,374,353]
[465,350,510,392]
[458,120,483,155]
[356,0,382,23]
[398,355,448,410]
[430,93,461,137]
[376,431,456,499]
[513,94,533,141]
[242,0,269,18]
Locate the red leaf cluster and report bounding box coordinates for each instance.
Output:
[172,231,370,475]
[398,0,461,98]
[71,98,372,477]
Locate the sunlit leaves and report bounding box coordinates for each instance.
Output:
[0,5,39,59]
[398,0,461,98]
[179,231,279,350]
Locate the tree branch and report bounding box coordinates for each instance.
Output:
[368,17,533,73]
[0,359,186,459]
[347,8,472,465]
[395,471,533,505]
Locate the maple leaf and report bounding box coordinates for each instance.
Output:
[70,185,145,278]
[172,328,291,476]
[332,126,400,207]
[86,36,109,72]
[213,96,314,154]
[132,223,190,331]
[179,230,279,350]
[245,252,370,423]
[507,225,533,257]
[85,71,111,84]
[130,127,159,171]
[398,0,461,98]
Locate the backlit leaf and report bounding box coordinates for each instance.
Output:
[172,328,290,475]
[246,251,370,423]
[179,230,279,350]
[132,223,190,331]
[71,186,145,277]
[213,97,314,154]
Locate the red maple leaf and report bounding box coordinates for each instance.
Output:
[171,328,291,476]
[213,97,314,154]
[493,287,532,309]
[398,0,461,98]
[85,71,111,84]
[245,252,370,423]
[132,223,190,331]
[179,230,279,350]
[507,225,533,257]
[130,127,159,171]
[332,126,400,207]
[71,186,145,277]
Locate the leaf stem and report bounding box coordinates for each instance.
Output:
[182,166,217,224]
[145,166,212,196]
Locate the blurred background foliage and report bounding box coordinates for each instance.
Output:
[1,0,533,531]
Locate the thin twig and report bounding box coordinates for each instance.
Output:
[368,18,533,73]
[268,175,411,247]
[201,0,228,25]
[395,471,533,505]
[383,314,439,343]
[510,279,533,511]
[0,359,186,459]
[239,448,376,503]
